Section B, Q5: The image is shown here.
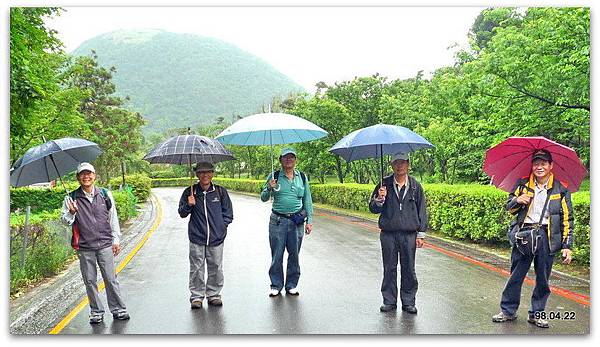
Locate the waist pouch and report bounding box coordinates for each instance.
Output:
[273,209,307,226]
[515,225,543,256]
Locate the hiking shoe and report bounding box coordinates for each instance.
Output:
[191,298,203,309]
[492,311,517,322]
[89,314,104,324]
[269,289,281,297]
[208,297,223,306]
[401,305,418,314]
[379,304,397,312]
[286,288,299,296]
[528,317,549,328]
[112,311,130,320]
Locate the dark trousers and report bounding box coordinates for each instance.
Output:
[500,228,554,317]
[380,231,418,306]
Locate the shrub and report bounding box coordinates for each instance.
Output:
[112,186,138,222]
[10,183,78,212]
[109,174,151,202]
[151,177,264,193]
[10,219,74,293]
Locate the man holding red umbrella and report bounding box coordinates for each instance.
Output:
[491,149,574,328]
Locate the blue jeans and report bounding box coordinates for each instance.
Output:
[268,213,304,291]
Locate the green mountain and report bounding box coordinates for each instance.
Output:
[71,29,305,134]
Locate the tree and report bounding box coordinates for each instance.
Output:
[10,7,88,164]
[290,97,351,183]
[62,53,145,183]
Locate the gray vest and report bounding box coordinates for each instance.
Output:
[73,187,113,250]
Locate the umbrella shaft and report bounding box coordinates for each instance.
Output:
[48,154,69,194]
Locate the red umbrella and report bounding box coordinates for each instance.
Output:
[483,136,587,193]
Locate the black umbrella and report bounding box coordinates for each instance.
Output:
[10,137,102,191]
[143,134,235,189]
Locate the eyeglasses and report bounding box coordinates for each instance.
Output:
[78,171,95,177]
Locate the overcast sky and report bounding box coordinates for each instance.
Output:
[45,6,485,92]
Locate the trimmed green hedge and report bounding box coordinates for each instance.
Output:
[10,183,79,212]
[152,177,264,193]
[153,177,590,265]
[11,174,151,214]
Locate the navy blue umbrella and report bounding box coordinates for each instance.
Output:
[10,137,102,188]
[329,124,434,184]
[143,134,235,165]
[143,134,235,190]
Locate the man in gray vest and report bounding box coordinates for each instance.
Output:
[61,162,130,324]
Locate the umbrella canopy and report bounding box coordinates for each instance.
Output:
[143,134,235,164]
[215,112,328,146]
[329,124,434,162]
[483,136,587,193]
[10,137,102,187]
[215,112,327,182]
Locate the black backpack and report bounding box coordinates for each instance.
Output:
[70,187,112,210]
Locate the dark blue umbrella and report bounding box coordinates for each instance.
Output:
[10,137,102,188]
[329,124,434,184]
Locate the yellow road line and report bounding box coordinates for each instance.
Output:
[48,193,163,334]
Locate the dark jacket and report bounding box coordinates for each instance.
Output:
[178,183,234,247]
[506,173,574,254]
[369,174,428,233]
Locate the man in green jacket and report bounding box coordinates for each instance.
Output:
[492,149,574,328]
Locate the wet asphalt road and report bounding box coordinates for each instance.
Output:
[57,188,590,334]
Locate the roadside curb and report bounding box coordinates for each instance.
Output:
[312,204,590,288]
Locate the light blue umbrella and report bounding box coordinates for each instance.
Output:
[215,112,328,187]
[329,123,434,185]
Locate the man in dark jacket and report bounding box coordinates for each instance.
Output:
[492,149,574,328]
[369,152,428,314]
[61,162,130,324]
[178,162,233,309]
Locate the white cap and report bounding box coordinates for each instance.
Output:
[76,162,95,174]
[391,152,409,163]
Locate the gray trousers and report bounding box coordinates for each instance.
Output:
[189,242,224,301]
[380,231,418,306]
[77,246,127,316]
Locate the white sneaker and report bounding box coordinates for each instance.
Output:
[286,288,299,296]
[269,289,280,297]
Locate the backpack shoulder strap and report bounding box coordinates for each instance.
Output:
[274,170,306,186]
[99,187,112,210]
[215,184,224,201]
[409,176,421,217]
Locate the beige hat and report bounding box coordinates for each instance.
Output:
[76,162,95,174]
